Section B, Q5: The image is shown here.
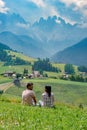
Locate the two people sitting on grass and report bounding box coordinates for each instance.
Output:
[22,83,54,107]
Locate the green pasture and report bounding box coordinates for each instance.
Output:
[52,63,65,71]
[0,64,32,74]
[8,50,36,63]
[52,63,78,74]
[0,62,61,77]
[44,71,62,78]
[0,100,87,130]
[0,50,79,77]
[3,78,87,107]
[0,50,36,74]
[0,76,12,84]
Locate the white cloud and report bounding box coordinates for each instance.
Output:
[42,6,59,19]
[27,0,79,24]
[60,0,87,7]
[16,23,30,28]
[0,0,9,13]
[27,0,59,19]
[49,7,59,16]
[28,0,46,7]
[60,0,87,16]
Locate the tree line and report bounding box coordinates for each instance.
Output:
[0,49,31,65]
[64,64,87,74]
[61,64,87,82]
[32,58,61,73]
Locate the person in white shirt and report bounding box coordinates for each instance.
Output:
[22,83,37,106]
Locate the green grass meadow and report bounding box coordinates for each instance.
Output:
[0,76,12,84]
[0,64,32,74]
[0,78,87,129]
[2,78,87,107]
[0,99,87,130]
[0,55,87,130]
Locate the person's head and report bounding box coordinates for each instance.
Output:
[26,82,33,90]
[45,86,51,97]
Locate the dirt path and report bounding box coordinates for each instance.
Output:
[0,82,13,92]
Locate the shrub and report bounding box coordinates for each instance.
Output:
[0,90,3,94]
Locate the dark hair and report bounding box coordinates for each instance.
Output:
[45,86,51,97]
[26,83,33,88]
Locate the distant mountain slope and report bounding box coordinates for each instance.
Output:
[0,12,87,58]
[0,42,11,50]
[51,38,87,66]
[32,16,87,54]
[0,13,27,33]
[0,31,49,58]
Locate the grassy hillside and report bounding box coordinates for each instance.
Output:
[0,49,79,77]
[0,76,12,84]
[2,78,87,107]
[0,97,87,130]
[0,49,86,106]
[0,64,32,74]
[0,49,34,74]
[8,50,36,63]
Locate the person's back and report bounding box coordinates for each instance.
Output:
[22,83,37,106]
[22,89,35,105]
[42,86,54,107]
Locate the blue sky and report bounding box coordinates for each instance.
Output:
[1,0,87,26]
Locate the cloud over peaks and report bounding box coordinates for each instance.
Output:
[28,0,59,18]
[60,0,87,16]
[0,0,9,13]
[4,0,87,26]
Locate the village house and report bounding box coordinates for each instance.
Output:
[2,71,16,78]
[32,71,41,78]
[27,71,42,79]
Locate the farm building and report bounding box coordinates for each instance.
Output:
[2,71,16,77]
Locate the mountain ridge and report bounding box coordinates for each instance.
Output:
[0,12,87,58]
[51,38,87,66]
[0,31,49,58]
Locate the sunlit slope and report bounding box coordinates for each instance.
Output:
[8,50,36,63]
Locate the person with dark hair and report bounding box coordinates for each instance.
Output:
[41,86,54,107]
[22,83,37,106]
